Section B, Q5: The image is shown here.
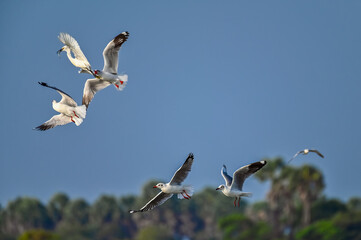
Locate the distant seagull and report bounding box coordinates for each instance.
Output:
[82,32,129,109]
[288,149,324,163]
[216,161,267,207]
[130,153,194,213]
[57,33,94,75]
[34,82,86,131]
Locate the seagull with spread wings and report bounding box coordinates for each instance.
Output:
[57,33,94,75]
[34,82,86,131]
[82,31,129,109]
[130,153,194,213]
[216,161,267,207]
[288,149,324,163]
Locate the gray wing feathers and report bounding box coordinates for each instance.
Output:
[34,114,72,131]
[38,82,77,107]
[288,151,303,163]
[82,78,111,109]
[309,149,324,158]
[103,32,129,74]
[169,153,194,185]
[129,192,173,213]
[221,165,233,187]
[231,161,267,191]
[58,33,89,63]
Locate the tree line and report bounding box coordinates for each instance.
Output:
[0,157,360,240]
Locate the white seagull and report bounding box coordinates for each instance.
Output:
[82,31,129,109]
[34,82,86,131]
[216,161,267,207]
[57,32,94,75]
[288,149,324,163]
[130,153,194,213]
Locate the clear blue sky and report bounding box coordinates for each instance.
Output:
[1,1,361,205]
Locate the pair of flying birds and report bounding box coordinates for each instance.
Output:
[34,31,129,131]
[130,148,324,213]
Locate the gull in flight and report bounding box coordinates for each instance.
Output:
[57,33,94,75]
[82,31,129,109]
[216,161,267,207]
[34,82,86,131]
[130,153,194,213]
[288,149,324,163]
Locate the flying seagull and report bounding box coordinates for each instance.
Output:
[82,31,129,109]
[216,161,267,207]
[34,82,86,131]
[130,153,194,213]
[288,149,324,163]
[57,32,94,75]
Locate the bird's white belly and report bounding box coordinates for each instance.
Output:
[53,103,73,116]
[223,189,243,197]
[162,185,184,194]
[101,72,120,82]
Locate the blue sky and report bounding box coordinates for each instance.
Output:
[1,1,361,205]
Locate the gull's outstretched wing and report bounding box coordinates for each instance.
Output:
[221,165,233,187]
[169,153,194,185]
[309,149,324,158]
[58,33,91,72]
[103,32,129,74]
[34,114,72,131]
[129,192,173,213]
[38,82,77,107]
[82,78,111,109]
[231,161,267,191]
[288,150,304,163]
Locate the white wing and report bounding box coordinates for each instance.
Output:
[58,33,92,72]
[103,32,129,74]
[221,165,233,187]
[34,114,73,131]
[82,78,112,109]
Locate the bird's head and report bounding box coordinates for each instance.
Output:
[93,70,102,79]
[153,183,165,189]
[216,185,225,191]
[304,149,309,154]
[56,46,66,56]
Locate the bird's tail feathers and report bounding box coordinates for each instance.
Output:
[114,74,128,91]
[75,105,87,119]
[177,185,194,199]
[241,192,252,198]
[73,116,83,126]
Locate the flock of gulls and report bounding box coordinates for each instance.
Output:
[34,31,129,131]
[33,31,325,212]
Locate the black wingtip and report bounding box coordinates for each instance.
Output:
[38,82,47,87]
[188,152,194,158]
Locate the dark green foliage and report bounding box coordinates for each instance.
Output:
[296,220,344,240]
[0,160,359,240]
[63,198,89,225]
[311,197,347,222]
[135,226,173,240]
[47,193,69,225]
[17,229,59,240]
[219,214,271,240]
